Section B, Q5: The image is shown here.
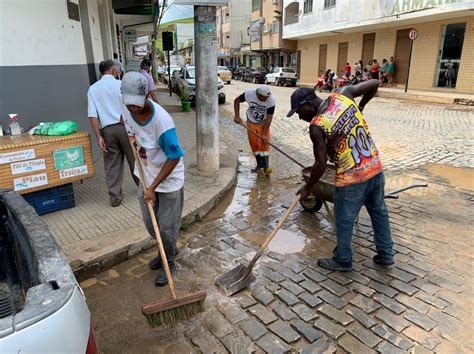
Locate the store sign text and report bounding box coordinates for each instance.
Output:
[0,149,35,164]
[59,165,88,179]
[392,0,464,15]
[13,173,48,191]
[10,158,46,175]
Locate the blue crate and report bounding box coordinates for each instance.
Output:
[23,183,75,215]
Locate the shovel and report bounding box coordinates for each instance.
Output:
[215,194,301,296]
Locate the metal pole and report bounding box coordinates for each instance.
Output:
[405,40,413,93]
[167,50,172,96]
[194,5,219,172]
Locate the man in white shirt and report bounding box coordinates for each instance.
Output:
[121,72,185,286]
[87,59,138,207]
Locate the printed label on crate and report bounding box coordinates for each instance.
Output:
[10,158,46,175]
[13,173,48,191]
[59,165,88,179]
[53,146,84,170]
[0,149,35,164]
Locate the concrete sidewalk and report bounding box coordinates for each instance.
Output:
[42,90,238,281]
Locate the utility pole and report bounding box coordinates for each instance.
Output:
[194,5,219,172]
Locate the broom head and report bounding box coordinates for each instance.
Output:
[142,290,207,327]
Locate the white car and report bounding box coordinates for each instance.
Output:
[0,190,98,354]
[265,67,298,87]
[172,66,226,104]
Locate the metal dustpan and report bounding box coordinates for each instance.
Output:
[215,195,300,296]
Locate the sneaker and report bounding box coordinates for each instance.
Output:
[148,250,179,270]
[373,254,394,266]
[264,166,273,175]
[317,258,352,272]
[155,262,176,287]
[110,198,122,207]
[251,167,264,174]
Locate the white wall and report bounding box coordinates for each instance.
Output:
[283,0,473,39]
[229,0,251,48]
[0,0,87,66]
[86,0,106,63]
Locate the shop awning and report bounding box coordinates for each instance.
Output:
[112,0,158,16]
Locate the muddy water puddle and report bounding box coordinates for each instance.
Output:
[239,229,310,255]
[425,163,474,191]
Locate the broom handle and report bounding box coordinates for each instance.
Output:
[240,121,305,168]
[129,138,177,300]
[247,195,301,270]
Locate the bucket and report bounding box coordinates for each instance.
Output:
[181,101,191,112]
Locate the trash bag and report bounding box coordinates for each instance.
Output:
[32,121,78,136]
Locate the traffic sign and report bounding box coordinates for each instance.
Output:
[409,29,418,40]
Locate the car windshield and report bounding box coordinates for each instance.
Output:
[282,68,295,73]
[186,68,196,79]
[218,66,229,72]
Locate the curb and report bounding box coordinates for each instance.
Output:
[72,153,239,282]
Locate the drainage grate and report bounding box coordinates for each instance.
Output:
[0,283,16,318]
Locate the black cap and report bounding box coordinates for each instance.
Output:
[287,88,317,117]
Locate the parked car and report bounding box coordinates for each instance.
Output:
[232,67,246,81]
[265,67,298,86]
[243,67,267,84]
[162,65,181,85]
[218,66,232,84]
[0,190,98,353]
[171,66,226,104]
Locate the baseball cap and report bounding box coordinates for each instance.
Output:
[121,72,149,107]
[256,85,271,97]
[287,88,317,117]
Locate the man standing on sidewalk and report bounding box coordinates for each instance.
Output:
[139,58,159,103]
[233,85,275,174]
[121,72,185,286]
[287,80,394,272]
[87,59,138,207]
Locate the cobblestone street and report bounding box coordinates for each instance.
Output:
[83,81,474,353]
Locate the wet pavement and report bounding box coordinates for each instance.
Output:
[83,82,474,353]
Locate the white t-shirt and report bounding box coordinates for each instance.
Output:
[240,90,276,125]
[122,101,185,193]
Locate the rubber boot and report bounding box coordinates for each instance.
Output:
[251,155,264,173]
[263,156,272,175]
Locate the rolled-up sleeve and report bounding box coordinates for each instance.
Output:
[158,128,185,160]
[87,90,98,118]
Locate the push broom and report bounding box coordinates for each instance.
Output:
[129,137,206,327]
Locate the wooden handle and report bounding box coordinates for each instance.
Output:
[240,121,305,168]
[129,138,177,299]
[247,194,301,269]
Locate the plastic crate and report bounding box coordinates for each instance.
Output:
[23,183,75,215]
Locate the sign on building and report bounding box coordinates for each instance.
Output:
[409,29,418,40]
[124,29,137,42]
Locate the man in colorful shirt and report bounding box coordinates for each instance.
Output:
[121,72,185,286]
[234,85,276,174]
[287,80,393,271]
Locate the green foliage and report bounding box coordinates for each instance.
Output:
[179,86,190,102]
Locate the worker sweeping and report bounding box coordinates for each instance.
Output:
[234,85,275,174]
[287,80,394,272]
[121,72,206,327]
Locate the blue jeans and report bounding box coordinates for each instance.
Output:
[333,172,393,267]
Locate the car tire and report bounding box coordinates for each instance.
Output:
[218,96,226,104]
[227,81,231,84]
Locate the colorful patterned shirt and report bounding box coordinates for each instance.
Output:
[310,93,383,187]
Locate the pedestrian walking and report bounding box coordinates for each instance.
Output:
[87,59,138,207]
[121,72,185,286]
[287,80,394,272]
[233,85,276,174]
[354,61,362,76]
[445,63,455,87]
[344,62,351,79]
[139,58,159,103]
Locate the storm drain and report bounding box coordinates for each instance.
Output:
[0,283,16,318]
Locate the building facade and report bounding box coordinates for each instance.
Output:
[250,0,297,69]
[1,0,157,150]
[283,0,474,93]
[216,1,252,67]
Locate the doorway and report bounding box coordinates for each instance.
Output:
[435,22,466,88]
[337,42,348,77]
[318,44,327,77]
[394,29,411,85]
[361,33,375,68]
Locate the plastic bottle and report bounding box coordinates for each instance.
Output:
[9,114,21,136]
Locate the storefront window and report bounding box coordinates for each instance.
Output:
[435,22,465,88]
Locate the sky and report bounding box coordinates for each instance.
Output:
[161,4,193,24]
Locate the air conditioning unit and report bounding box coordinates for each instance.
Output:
[263,24,272,33]
[258,16,265,24]
[272,0,279,5]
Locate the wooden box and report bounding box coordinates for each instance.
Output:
[0,132,95,194]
